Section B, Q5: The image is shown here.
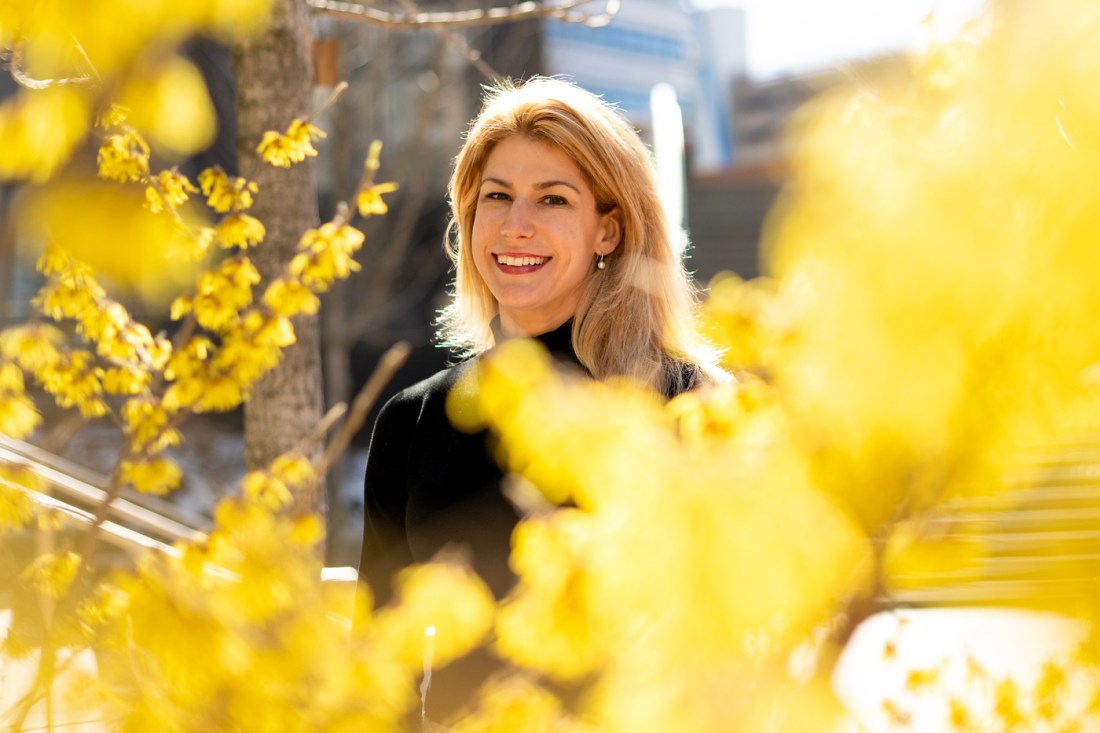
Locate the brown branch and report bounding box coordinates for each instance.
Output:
[5,42,95,89]
[307,0,620,29]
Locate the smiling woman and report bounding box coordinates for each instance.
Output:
[357,76,727,719]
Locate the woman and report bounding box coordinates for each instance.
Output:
[360,77,726,605]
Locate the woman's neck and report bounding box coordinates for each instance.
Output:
[497,311,572,339]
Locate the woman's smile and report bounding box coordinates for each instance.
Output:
[494,252,551,270]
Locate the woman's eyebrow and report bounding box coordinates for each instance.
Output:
[480,177,580,194]
[535,180,581,194]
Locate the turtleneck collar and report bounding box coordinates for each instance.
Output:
[489,316,577,364]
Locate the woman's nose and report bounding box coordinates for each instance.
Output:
[500,199,535,239]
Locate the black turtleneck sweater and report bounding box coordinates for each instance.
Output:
[359,320,581,604]
[359,320,700,605]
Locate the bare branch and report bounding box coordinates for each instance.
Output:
[5,43,94,89]
[307,0,621,29]
[398,0,503,81]
[314,340,411,480]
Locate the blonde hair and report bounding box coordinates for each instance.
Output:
[438,77,724,392]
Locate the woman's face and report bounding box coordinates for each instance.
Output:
[472,135,621,337]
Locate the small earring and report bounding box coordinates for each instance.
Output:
[596,254,606,270]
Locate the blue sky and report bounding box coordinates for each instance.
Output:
[689,0,988,78]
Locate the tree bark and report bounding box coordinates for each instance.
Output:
[232,0,326,513]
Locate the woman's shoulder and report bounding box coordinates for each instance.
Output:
[380,360,473,412]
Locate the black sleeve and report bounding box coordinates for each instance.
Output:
[358,390,419,608]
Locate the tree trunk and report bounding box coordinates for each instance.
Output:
[232,0,326,514]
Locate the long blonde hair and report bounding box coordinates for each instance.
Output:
[438,77,724,392]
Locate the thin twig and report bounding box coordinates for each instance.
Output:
[308,80,350,123]
[292,401,349,457]
[314,340,411,479]
[307,0,620,29]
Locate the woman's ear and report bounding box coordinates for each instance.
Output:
[599,206,623,255]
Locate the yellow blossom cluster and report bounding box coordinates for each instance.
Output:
[291,223,366,291]
[96,129,150,183]
[25,247,172,424]
[118,456,183,496]
[82,458,494,733]
[145,168,200,214]
[0,88,90,181]
[257,119,326,168]
[216,212,267,249]
[199,167,260,214]
[0,361,41,439]
[0,464,39,533]
[449,341,869,730]
[242,453,315,510]
[120,396,181,454]
[35,349,109,419]
[159,309,294,415]
[173,256,260,331]
[21,551,83,599]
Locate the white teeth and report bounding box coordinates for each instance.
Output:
[497,254,547,267]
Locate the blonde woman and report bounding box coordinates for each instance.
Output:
[360,77,726,605]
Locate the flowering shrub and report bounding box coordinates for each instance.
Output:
[5,0,1100,731]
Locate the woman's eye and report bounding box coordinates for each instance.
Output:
[542,195,567,206]
[484,191,510,201]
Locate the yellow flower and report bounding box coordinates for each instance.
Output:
[0,362,41,439]
[215,213,266,249]
[146,169,199,214]
[97,104,129,130]
[256,119,325,167]
[270,454,315,487]
[102,364,150,395]
[0,87,90,181]
[192,257,260,332]
[121,397,180,453]
[0,389,40,440]
[119,457,182,496]
[357,181,398,217]
[292,223,365,290]
[262,278,320,318]
[144,185,165,213]
[243,470,294,510]
[0,324,63,372]
[36,351,108,419]
[288,514,323,547]
[198,167,258,213]
[22,551,82,599]
[97,130,151,183]
[77,583,130,628]
[195,377,244,413]
[182,227,217,262]
[369,562,495,668]
[162,338,213,411]
[0,480,37,533]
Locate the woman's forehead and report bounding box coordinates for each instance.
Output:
[480,136,590,188]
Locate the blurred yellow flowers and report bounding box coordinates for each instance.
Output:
[257,119,326,167]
